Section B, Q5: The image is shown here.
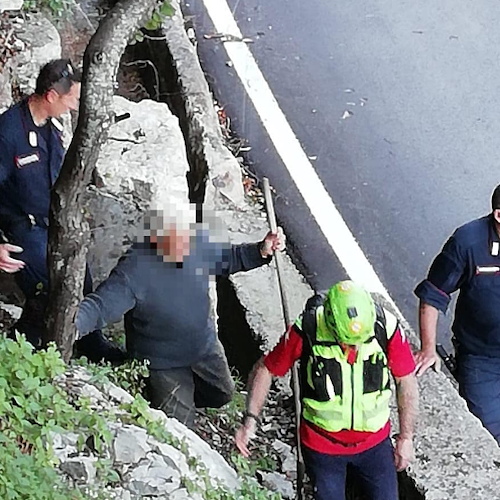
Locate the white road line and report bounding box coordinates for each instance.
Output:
[203,0,404,315]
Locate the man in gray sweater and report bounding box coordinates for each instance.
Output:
[76,208,284,427]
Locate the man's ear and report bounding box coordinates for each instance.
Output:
[493,209,500,225]
[45,89,59,104]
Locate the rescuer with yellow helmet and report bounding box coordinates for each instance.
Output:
[236,280,418,500]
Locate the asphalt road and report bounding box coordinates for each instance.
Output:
[185,0,500,350]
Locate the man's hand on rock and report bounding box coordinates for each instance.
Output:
[0,244,25,273]
[260,227,286,258]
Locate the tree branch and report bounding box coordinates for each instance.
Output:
[45,0,166,361]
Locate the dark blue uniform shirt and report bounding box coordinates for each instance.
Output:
[0,99,64,226]
[415,215,500,357]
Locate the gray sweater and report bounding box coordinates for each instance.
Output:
[76,232,270,369]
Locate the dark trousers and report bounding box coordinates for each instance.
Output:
[457,353,500,443]
[146,339,235,429]
[6,223,122,362]
[303,438,398,500]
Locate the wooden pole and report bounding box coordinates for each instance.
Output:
[262,177,305,500]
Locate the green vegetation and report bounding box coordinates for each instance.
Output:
[133,0,175,44]
[0,333,105,500]
[22,0,75,19]
[0,332,280,499]
[76,356,150,397]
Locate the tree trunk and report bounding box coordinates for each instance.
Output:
[45,0,165,362]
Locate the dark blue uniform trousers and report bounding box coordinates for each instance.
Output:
[457,353,500,443]
[303,438,398,500]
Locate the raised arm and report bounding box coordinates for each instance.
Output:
[216,228,284,275]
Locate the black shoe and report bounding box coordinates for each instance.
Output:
[75,330,127,364]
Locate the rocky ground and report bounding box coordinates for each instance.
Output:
[195,382,310,500]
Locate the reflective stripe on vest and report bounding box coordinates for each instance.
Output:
[301,306,393,433]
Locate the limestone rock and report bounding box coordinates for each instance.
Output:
[107,384,134,405]
[59,456,97,484]
[113,426,152,465]
[0,0,23,12]
[126,453,181,496]
[160,0,245,207]
[0,72,12,113]
[11,13,61,96]
[260,471,294,499]
[86,95,191,283]
[153,415,239,491]
[150,441,191,478]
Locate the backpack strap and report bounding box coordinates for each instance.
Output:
[373,301,388,357]
[301,293,325,343]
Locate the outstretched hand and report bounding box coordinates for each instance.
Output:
[0,244,25,273]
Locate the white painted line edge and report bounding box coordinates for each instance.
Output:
[203,0,405,320]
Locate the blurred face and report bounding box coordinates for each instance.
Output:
[46,82,81,117]
[150,225,191,262]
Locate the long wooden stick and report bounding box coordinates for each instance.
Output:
[263,177,305,500]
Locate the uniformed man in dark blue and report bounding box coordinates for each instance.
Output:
[414,184,500,442]
[0,58,123,362]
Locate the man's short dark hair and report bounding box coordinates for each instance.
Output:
[34,59,81,96]
[492,184,500,211]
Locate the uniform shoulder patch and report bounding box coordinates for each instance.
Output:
[51,117,64,132]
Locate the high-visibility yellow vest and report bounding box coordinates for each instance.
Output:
[297,302,398,433]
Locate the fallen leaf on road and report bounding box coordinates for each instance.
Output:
[308,155,318,161]
[342,110,353,119]
[204,32,254,43]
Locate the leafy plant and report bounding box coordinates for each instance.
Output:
[0,333,109,499]
[22,0,75,19]
[132,0,175,44]
[76,356,150,397]
[205,374,246,431]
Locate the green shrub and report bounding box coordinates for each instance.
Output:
[22,0,74,19]
[0,333,108,500]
